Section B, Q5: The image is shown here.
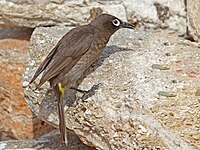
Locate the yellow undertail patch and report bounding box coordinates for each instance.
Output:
[58,83,65,96]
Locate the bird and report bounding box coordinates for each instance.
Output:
[29,13,134,145]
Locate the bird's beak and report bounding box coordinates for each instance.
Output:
[120,22,135,29]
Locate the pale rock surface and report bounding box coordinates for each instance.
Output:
[23,26,200,149]
[186,0,200,42]
[0,0,127,27]
[0,0,186,33]
[124,0,186,34]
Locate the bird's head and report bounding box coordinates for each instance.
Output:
[89,13,134,37]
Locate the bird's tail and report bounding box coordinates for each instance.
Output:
[52,84,68,145]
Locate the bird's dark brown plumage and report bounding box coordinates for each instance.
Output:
[29,13,134,145]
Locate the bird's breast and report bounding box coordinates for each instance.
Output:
[87,37,108,61]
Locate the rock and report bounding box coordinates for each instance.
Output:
[0,0,186,34]
[186,0,200,42]
[152,64,170,70]
[195,88,200,96]
[0,129,95,150]
[0,0,127,28]
[192,134,200,141]
[138,125,148,134]
[158,91,176,97]
[0,27,54,140]
[124,0,186,34]
[23,26,199,149]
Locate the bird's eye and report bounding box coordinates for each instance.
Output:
[112,19,120,27]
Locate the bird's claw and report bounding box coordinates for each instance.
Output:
[90,83,103,91]
[81,83,103,102]
[70,83,103,101]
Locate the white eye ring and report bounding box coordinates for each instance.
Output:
[112,19,120,27]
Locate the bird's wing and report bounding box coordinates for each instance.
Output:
[29,44,59,85]
[30,25,95,87]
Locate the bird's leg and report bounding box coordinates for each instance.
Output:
[58,83,65,96]
[70,83,102,101]
[53,83,67,146]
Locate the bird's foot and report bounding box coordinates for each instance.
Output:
[70,83,102,102]
[81,83,102,101]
